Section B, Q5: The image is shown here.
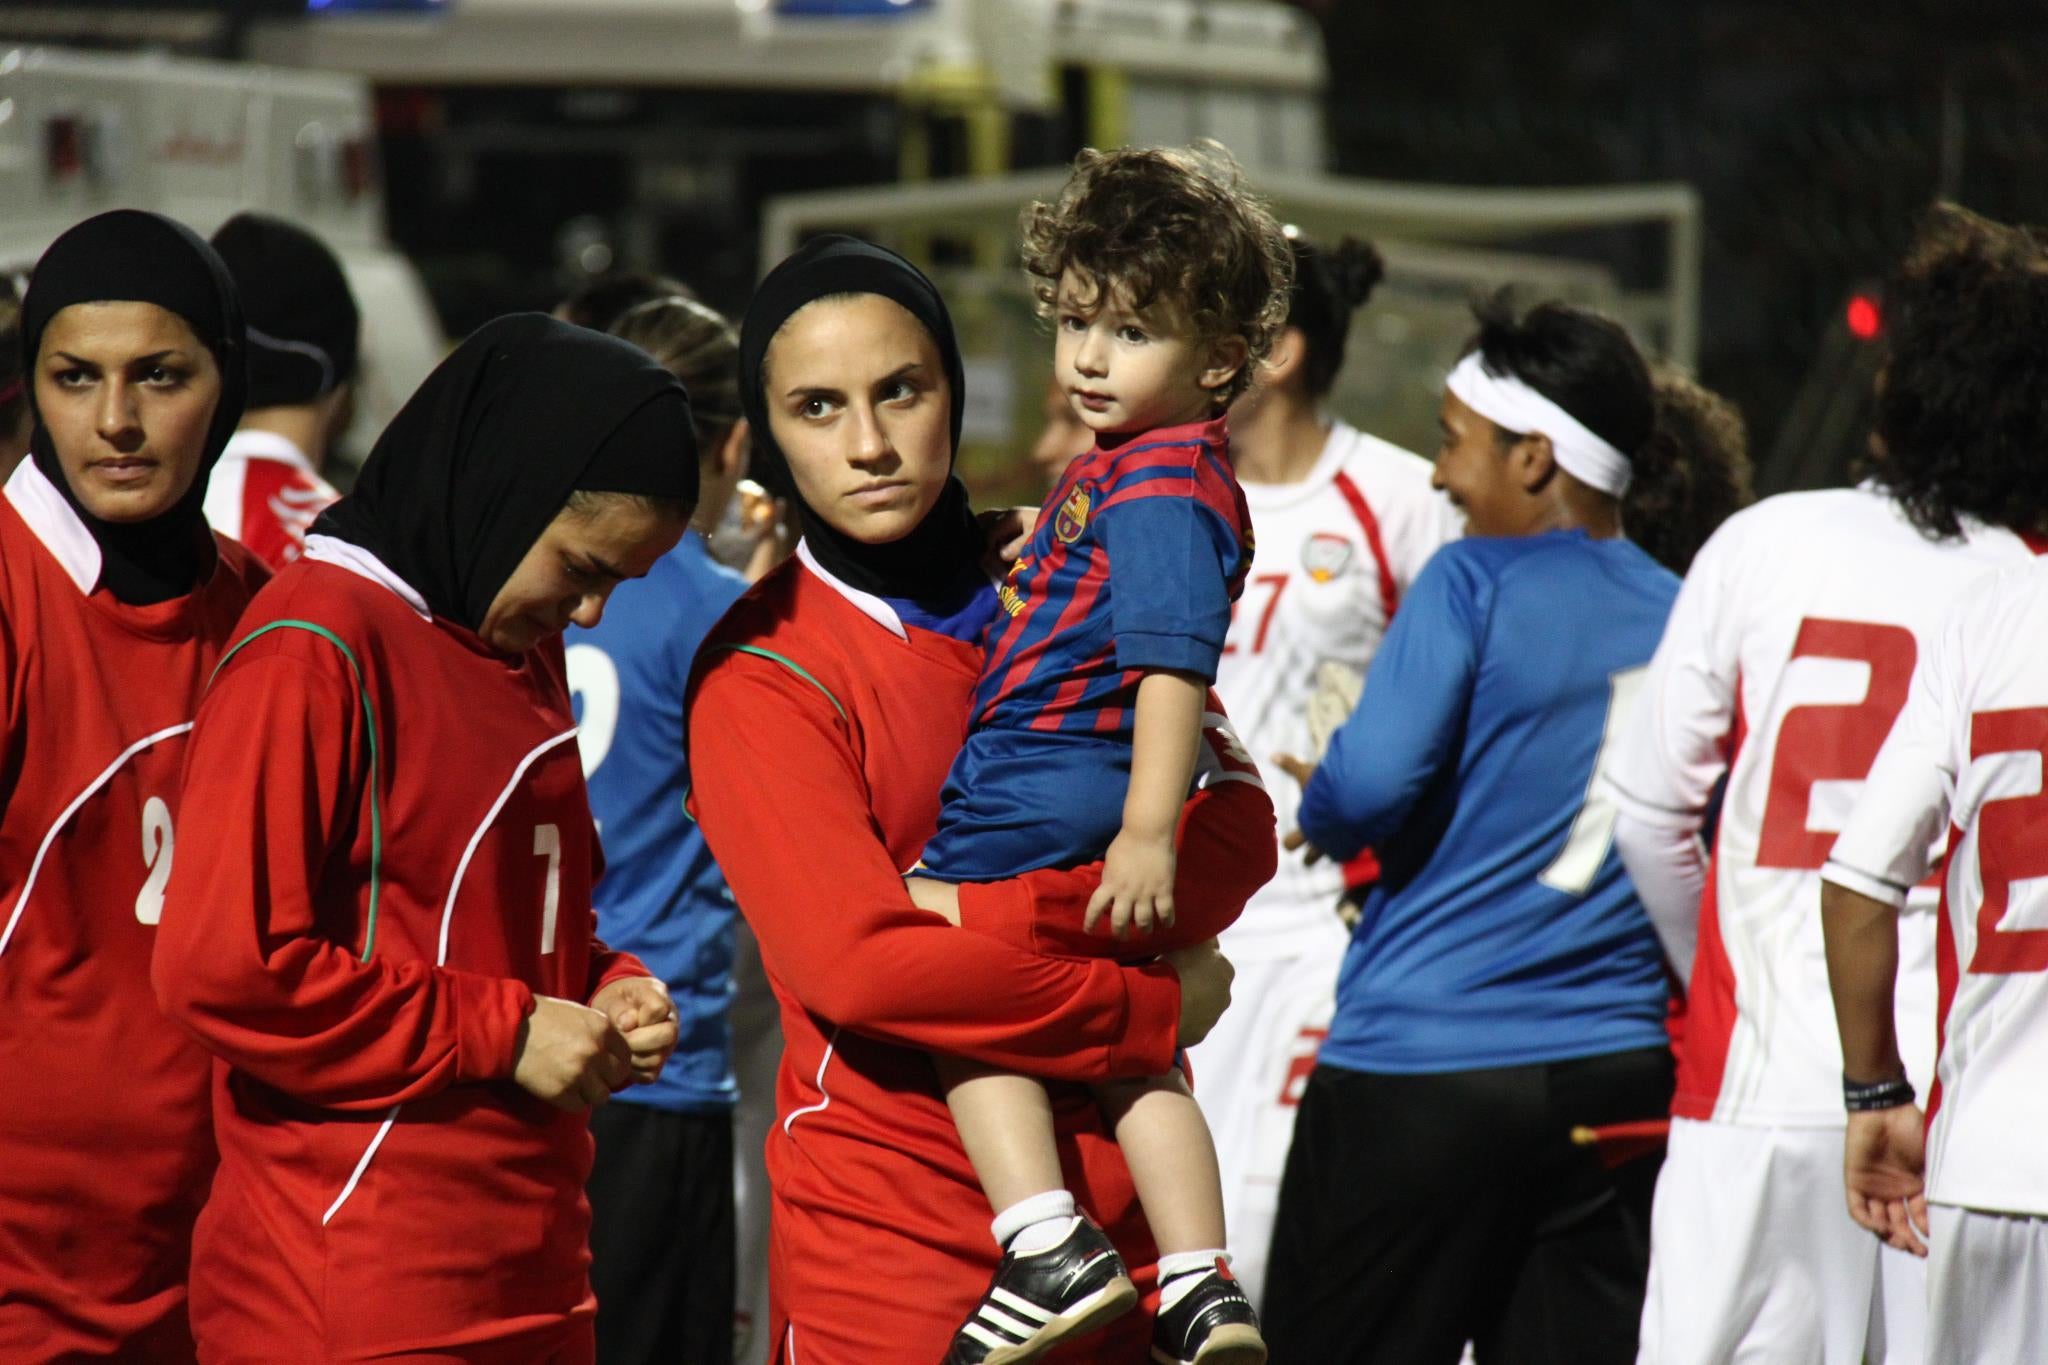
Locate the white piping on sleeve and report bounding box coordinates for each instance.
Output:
[0,722,194,960]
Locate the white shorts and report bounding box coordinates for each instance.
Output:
[1637,1117,1925,1365]
[730,917,783,1362]
[1928,1203,2048,1364]
[1185,913,1348,1311]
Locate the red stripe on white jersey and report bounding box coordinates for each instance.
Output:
[1332,470,1400,621]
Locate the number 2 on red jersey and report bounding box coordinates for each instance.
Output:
[1757,618,1917,870]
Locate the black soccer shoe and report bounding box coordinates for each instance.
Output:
[1149,1259,1267,1365]
[941,1215,1138,1364]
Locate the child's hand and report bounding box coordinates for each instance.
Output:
[1087,830,1177,939]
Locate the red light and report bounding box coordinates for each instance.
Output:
[45,116,81,181]
[1847,294,1882,340]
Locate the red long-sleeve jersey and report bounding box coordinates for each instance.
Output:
[153,545,649,1363]
[0,462,266,1362]
[686,554,1275,1364]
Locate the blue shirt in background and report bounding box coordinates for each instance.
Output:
[567,531,750,1112]
[1299,530,1678,1075]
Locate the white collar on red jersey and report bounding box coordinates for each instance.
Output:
[796,538,908,642]
[220,427,317,475]
[303,533,432,619]
[3,458,104,595]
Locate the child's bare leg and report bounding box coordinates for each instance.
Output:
[904,874,962,925]
[937,1055,1066,1212]
[1095,1070,1226,1255]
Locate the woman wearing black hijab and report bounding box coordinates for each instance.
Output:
[0,209,268,1362]
[154,314,695,1361]
[686,237,1268,1363]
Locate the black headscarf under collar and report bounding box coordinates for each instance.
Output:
[738,235,982,601]
[314,313,697,633]
[21,209,247,605]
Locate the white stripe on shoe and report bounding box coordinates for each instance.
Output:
[962,1320,1015,1350]
[978,1305,1040,1339]
[989,1288,1056,1323]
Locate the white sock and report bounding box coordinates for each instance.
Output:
[991,1190,1078,1254]
[1157,1250,1230,1310]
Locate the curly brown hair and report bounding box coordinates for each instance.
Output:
[1020,142,1293,406]
[1865,202,2048,540]
[1630,370,1755,574]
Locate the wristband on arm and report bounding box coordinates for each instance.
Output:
[1842,1074,1916,1112]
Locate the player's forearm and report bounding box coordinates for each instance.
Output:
[1821,878,1908,1083]
[1124,669,1206,841]
[1613,810,1707,983]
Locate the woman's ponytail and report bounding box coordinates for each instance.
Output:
[1623,372,1754,574]
[1291,234,1387,397]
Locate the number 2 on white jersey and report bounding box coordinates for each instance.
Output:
[1540,667,1647,895]
[135,796,174,925]
[565,644,620,779]
[534,823,561,955]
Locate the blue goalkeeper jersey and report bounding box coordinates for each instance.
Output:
[567,532,749,1112]
[1298,530,1676,1074]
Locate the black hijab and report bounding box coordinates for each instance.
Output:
[314,313,696,632]
[738,235,982,600]
[21,209,247,605]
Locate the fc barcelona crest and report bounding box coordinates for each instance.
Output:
[1054,485,1092,544]
[1302,532,1352,583]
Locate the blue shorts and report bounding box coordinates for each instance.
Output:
[917,727,1130,883]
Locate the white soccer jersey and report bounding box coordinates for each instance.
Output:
[1216,419,1461,942]
[1827,554,2048,1217]
[201,429,339,572]
[1604,485,2030,1127]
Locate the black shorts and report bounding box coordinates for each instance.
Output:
[587,1102,736,1365]
[1264,1047,1672,1365]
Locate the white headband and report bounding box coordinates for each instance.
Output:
[1445,351,1634,498]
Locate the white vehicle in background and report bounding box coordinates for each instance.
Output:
[0,44,444,471]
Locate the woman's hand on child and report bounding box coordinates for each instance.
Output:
[1088,829,1177,938]
[977,506,1040,569]
[590,976,682,1086]
[1165,939,1235,1047]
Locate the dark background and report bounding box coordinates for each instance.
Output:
[1303,0,2048,488]
[29,1,2046,486]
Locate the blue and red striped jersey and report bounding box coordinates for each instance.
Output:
[918,415,1255,881]
[976,414,1253,738]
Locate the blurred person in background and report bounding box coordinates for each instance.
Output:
[1192,232,1462,1309]
[1604,203,2044,1365]
[1622,370,1752,577]
[1266,294,1748,1363]
[558,270,692,333]
[0,272,29,479]
[0,209,267,1361]
[1024,372,1092,487]
[567,294,751,1365]
[203,213,358,570]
